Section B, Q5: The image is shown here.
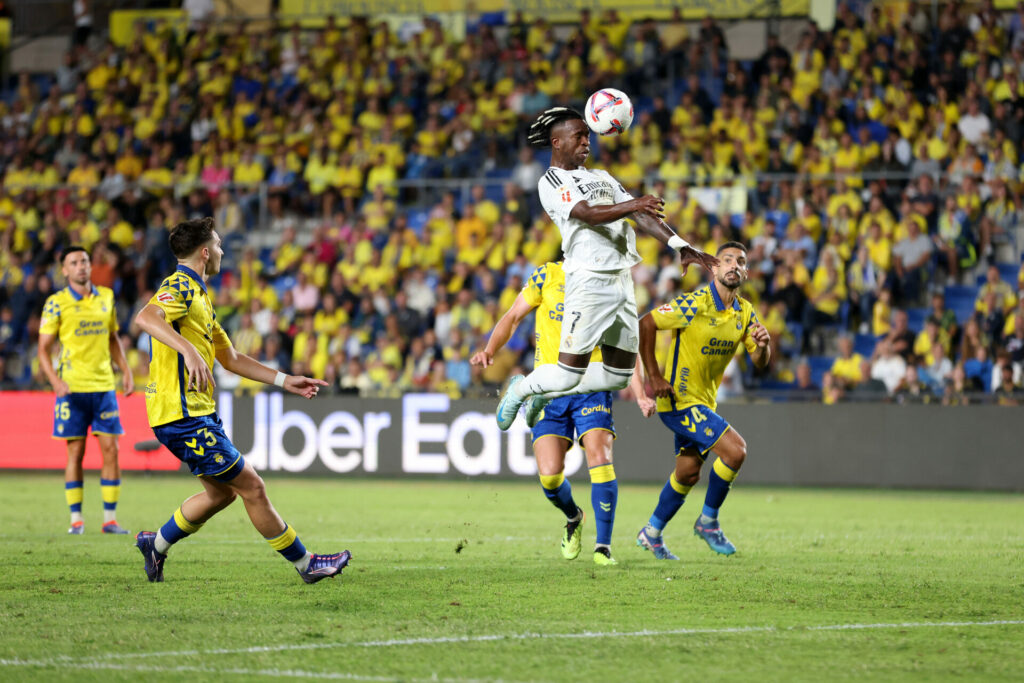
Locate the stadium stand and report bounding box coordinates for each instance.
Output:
[1,3,1023,406]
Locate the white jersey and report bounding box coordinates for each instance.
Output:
[538,165,642,274]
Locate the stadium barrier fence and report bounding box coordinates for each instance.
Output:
[3,391,1019,491]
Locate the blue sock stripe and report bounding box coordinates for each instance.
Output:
[542,480,578,518]
[65,481,83,489]
[159,514,191,545]
[703,468,734,519]
[103,502,117,511]
[650,477,686,530]
[590,479,617,546]
[279,537,308,562]
[70,503,82,513]
[100,478,120,486]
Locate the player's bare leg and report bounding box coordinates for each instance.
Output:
[520,347,635,427]
[181,477,239,525]
[535,436,584,559]
[64,439,86,534]
[581,429,618,565]
[96,434,128,533]
[694,429,747,555]
[224,464,289,538]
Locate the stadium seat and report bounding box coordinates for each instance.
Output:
[906,308,929,333]
[854,333,877,357]
[484,167,512,180]
[780,322,803,356]
[807,356,835,389]
[406,209,429,237]
[484,184,504,204]
[944,285,978,324]
[274,275,296,298]
[997,262,1020,284]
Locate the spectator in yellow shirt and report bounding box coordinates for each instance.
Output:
[830,335,866,389]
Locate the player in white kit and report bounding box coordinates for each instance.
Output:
[496,107,718,430]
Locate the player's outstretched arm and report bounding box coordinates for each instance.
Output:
[214,345,328,399]
[470,293,535,368]
[631,212,719,272]
[136,304,215,392]
[569,194,665,227]
[36,333,70,397]
[638,312,673,399]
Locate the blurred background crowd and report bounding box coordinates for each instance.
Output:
[0,1,1022,405]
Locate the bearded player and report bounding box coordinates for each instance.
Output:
[631,242,770,559]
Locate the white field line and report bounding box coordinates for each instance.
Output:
[0,660,503,682]
[1,619,1020,671]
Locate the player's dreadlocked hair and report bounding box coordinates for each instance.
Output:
[527,106,584,149]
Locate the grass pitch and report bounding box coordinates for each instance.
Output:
[0,473,1021,682]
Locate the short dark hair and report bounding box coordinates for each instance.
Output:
[717,240,747,255]
[168,217,215,259]
[527,106,584,149]
[60,246,88,264]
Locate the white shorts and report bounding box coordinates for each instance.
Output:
[559,269,639,356]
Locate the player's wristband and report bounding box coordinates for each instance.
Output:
[667,235,690,252]
[274,371,287,388]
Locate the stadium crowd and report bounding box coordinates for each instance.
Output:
[0,3,1023,404]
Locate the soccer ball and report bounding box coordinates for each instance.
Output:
[585,88,634,136]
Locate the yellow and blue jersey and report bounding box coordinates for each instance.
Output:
[145,265,232,428]
[39,285,118,393]
[650,284,758,414]
[520,261,601,366]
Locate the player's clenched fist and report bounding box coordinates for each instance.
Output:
[747,322,770,349]
[649,373,674,399]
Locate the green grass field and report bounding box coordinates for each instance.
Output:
[0,473,1021,682]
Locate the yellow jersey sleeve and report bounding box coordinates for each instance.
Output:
[212,319,233,350]
[150,273,194,322]
[40,294,61,336]
[521,264,546,308]
[650,293,699,331]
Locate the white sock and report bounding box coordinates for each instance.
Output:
[567,509,582,523]
[515,362,585,398]
[538,362,633,399]
[103,509,117,524]
[645,523,662,537]
[70,511,84,525]
[293,551,312,571]
[594,543,611,552]
[154,530,171,554]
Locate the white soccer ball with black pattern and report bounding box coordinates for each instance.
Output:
[585,88,634,136]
